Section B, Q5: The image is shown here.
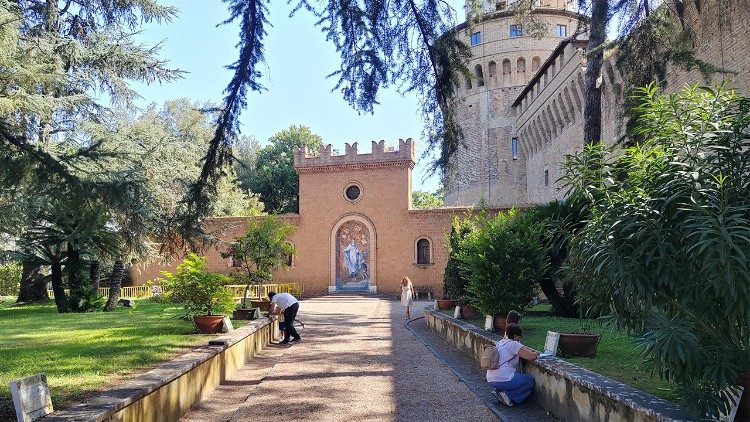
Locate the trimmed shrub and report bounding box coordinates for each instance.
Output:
[442,216,475,301]
[458,209,547,316]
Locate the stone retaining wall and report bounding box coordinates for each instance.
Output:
[424,309,696,422]
[45,319,276,422]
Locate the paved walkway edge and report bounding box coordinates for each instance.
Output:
[405,316,507,421]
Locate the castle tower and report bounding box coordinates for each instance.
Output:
[444,0,582,207]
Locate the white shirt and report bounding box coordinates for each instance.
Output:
[270,292,298,310]
[486,339,523,383]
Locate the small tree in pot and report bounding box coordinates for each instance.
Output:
[222,215,296,317]
[458,209,547,332]
[159,254,235,334]
[440,216,475,311]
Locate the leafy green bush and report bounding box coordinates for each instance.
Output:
[562,85,750,418]
[0,263,22,296]
[442,216,475,301]
[457,209,547,316]
[158,254,235,318]
[69,289,108,312]
[222,215,296,308]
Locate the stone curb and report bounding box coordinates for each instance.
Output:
[44,318,273,422]
[426,309,699,422]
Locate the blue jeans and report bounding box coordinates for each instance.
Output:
[489,373,535,404]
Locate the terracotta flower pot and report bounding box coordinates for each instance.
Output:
[193,315,225,334]
[436,299,457,310]
[460,304,483,319]
[557,332,601,357]
[232,309,257,320]
[493,316,507,334]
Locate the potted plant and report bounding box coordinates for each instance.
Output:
[221,215,296,319]
[458,209,547,333]
[158,254,235,334]
[555,247,602,357]
[556,302,601,357]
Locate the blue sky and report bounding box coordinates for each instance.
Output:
[131,1,463,193]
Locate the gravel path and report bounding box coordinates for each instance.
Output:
[181,295,498,422]
[405,306,558,421]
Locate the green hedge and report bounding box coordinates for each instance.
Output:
[0,263,21,296]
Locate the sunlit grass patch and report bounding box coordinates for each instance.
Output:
[0,300,216,418]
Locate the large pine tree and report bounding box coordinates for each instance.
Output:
[0,0,179,311]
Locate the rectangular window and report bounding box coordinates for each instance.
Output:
[470,32,481,46]
[556,24,567,37]
[511,137,519,160]
[544,170,550,187]
[510,25,523,37]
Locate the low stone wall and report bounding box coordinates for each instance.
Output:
[425,310,695,422]
[45,318,277,422]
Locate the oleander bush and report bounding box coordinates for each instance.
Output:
[562,84,750,419]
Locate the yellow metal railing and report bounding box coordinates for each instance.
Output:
[224,283,304,300]
[47,282,303,300]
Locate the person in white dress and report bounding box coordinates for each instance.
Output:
[400,276,416,319]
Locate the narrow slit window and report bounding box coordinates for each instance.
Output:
[512,137,519,160]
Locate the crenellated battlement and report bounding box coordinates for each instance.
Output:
[294,138,415,171]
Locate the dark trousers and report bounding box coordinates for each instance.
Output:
[283,302,300,341]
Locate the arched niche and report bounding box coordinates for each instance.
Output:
[329,214,377,293]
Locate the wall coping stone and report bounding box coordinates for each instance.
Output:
[426,309,698,422]
[44,318,273,422]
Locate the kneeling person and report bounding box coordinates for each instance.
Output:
[487,323,538,406]
[268,292,301,344]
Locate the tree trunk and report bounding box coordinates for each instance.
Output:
[16,261,48,303]
[66,242,84,309]
[538,275,578,317]
[104,259,124,311]
[50,259,69,312]
[583,0,609,145]
[90,260,100,291]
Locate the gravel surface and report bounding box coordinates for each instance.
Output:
[182,296,501,422]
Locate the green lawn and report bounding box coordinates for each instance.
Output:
[443,305,678,402]
[0,299,231,419]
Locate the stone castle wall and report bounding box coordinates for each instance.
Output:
[445,8,582,207]
[514,39,625,202]
[447,0,750,207]
[663,0,750,94]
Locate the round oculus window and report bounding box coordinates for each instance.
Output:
[345,184,361,201]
